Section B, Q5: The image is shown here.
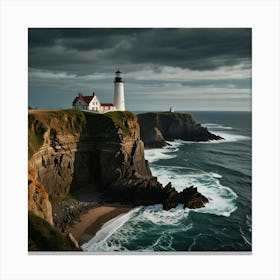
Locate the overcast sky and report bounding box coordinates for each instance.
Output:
[28,28,251,111]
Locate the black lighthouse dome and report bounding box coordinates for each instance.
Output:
[114,68,124,83]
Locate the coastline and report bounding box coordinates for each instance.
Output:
[67,204,133,246]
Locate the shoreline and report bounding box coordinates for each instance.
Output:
[67,204,133,246]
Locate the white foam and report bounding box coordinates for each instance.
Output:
[144,148,176,163]
[209,131,251,143]
[203,123,233,130]
[140,204,189,225]
[144,141,182,163]
[81,208,138,251]
[167,133,250,145]
[202,122,250,143]
[150,165,238,217]
[151,232,174,251]
[166,139,185,147]
[210,172,223,179]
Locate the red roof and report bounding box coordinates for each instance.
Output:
[115,68,122,73]
[72,94,95,105]
[101,103,114,107]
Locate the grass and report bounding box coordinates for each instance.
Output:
[28,213,80,251]
[82,110,136,137]
[28,109,86,159]
[28,109,136,158]
[106,111,136,136]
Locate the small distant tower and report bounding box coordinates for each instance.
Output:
[113,68,125,111]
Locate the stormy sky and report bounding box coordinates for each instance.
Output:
[28,28,251,111]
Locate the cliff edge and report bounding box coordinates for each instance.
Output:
[137,112,222,148]
[28,110,152,196]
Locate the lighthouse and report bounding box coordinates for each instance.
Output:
[113,68,125,111]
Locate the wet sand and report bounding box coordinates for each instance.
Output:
[68,205,132,245]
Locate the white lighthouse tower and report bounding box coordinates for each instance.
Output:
[113,68,125,111]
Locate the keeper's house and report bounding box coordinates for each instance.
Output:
[72,92,116,113]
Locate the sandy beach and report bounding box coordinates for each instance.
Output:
[68,205,132,246]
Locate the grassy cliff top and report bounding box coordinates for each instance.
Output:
[28,109,137,159]
[83,110,136,135]
[137,111,196,125]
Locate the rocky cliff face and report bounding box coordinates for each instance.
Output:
[28,110,152,196]
[29,110,85,195]
[28,163,53,225]
[137,112,222,148]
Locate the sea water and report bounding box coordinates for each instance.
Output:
[82,111,252,252]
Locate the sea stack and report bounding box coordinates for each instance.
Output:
[113,68,125,111]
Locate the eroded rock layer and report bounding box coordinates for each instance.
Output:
[28,163,53,225]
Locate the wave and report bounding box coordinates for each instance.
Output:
[210,172,223,179]
[81,209,139,252]
[139,204,189,225]
[165,132,250,146]
[144,139,238,218]
[149,164,237,217]
[144,142,182,163]
[209,131,251,143]
[82,204,194,252]
[203,123,233,130]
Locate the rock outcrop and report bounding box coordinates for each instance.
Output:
[28,163,53,225]
[106,180,209,211]
[163,185,209,210]
[137,112,223,148]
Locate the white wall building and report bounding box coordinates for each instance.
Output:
[72,69,125,113]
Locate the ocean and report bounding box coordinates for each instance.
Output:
[82,111,252,252]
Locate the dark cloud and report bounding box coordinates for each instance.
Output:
[28,28,251,73]
[28,28,252,110]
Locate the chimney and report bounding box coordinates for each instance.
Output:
[78,93,83,97]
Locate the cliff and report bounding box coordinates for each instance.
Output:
[28,110,152,196]
[28,109,209,210]
[137,112,222,148]
[28,109,156,250]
